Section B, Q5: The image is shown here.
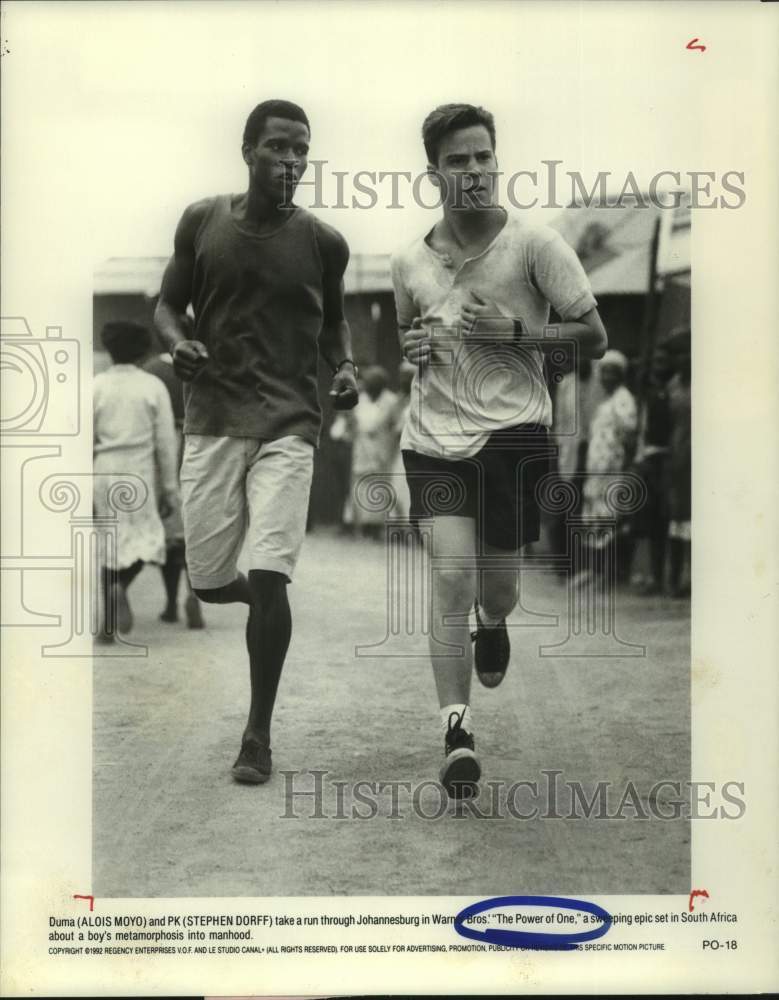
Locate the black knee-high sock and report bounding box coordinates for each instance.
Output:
[160,549,184,612]
[650,521,668,589]
[101,567,117,632]
[118,560,144,589]
[244,570,292,744]
[101,561,142,633]
[668,539,684,592]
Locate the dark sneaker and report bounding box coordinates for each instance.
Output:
[439,709,480,800]
[471,603,510,688]
[231,739,272,785]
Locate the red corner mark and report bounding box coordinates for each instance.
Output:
[73,894,95,911]
[686,38,706,53]
[689,888,709,912]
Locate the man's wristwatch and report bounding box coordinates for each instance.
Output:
[333,358,359,377]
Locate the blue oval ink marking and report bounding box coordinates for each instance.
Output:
[454,895,612,951]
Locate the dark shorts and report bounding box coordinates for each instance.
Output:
[402,424,554,552]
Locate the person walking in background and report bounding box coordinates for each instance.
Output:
[144,346,205,629]
[578,349,638,584]
[550,354,605,575]
[665,326,691,598]
[333,365,398,539]
[327,397,356,535]
[93,321,179,642]
[389,361,416,521]
[631,341,673,595]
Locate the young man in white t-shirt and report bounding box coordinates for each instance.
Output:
[391,103,608,798]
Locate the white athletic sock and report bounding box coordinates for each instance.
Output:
[440,704,473,735]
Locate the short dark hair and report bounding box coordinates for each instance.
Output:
[100,321,151,364]
[422,103,496,165]
[242,100,310,148]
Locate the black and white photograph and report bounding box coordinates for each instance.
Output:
[1,1,777,996]
[91,104,694,901]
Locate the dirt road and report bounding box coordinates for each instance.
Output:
[94,530,690,898]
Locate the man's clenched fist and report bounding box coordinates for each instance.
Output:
[329,367,359,410]
[172,340,209,382]
[402,317,431,366]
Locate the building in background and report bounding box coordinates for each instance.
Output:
[652,195,692,344]
[93,253,398,369]
[93,258,168,374]
[551,203,659,359]
[550,196,691,361]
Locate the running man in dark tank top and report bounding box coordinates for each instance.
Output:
[155,100,358,785]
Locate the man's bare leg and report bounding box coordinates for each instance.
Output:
[243,569,291,746]
[427,516,480,797]
[474,543,520,687]
[429,516,476,705]
[194,569,290,783]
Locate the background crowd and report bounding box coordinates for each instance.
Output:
[550,325,691,597]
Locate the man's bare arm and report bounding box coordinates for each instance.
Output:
[545,307,608,360]
[316,222,358,409]
[316,222,352,367]
[459,293,608,361]
[154,201,211,380]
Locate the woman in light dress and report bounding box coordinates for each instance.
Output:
[93,321,179,641]
[330,366,398,538]
[578,349,638,581]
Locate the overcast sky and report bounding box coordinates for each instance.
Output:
[7,1,755,266]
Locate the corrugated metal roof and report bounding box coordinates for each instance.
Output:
[93,202,682,301]
[94,258,169,297]
[551,203,661,296]
[587,244,652,296]
[344,253,393,294]
[94,253,394,297]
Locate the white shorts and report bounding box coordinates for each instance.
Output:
[180,434,314,588]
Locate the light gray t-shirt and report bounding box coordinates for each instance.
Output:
[391,211,597,458]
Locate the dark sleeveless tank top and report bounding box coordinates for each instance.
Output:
[183,196,325,444]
